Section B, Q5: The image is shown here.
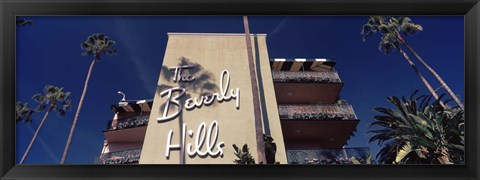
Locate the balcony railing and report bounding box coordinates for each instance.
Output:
[286,148,371,164]
[105,115,149,131]
[96,148,142,164]
[278,104,357,120]
[272,71,341,83]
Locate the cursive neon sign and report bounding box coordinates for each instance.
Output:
[165,121,224,158]
[157,68,240,122]
[158,64,239,159]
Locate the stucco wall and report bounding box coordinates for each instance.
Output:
[139,33,286,164]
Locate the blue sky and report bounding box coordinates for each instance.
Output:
[16,16,464,164]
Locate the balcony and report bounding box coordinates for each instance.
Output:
[279,105,359,148]
[286,148,371,164]
[103,115,149,143]
[272,70,341,83]
[96,148,142,164]
[272,71,343,104]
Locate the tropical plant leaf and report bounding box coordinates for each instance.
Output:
[242,144,249,153]
[370,89,464,164]
[395,142,412,163]
[366,154,372,164]
[413,148,427,159]
[351,156,361,164]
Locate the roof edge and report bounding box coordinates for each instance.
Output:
[167,32,267,37]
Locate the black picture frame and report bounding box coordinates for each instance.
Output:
[1,0,479,180]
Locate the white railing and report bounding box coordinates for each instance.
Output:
[272,71,341,83]
[106,115,149,131]
[286,148,371,164]
[96,148,142,164]
[278,104,357,120]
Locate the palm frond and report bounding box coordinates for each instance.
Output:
[81,33,117,58]
[31,85,73,118]
[370,90,465,164]
[16,102,35,123]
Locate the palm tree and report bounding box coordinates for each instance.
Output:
[19,85,72,164]
[362,16,464,110]
[16,102,35,124]
[369,90,464,164]
[243,16,267,164]
[362,16,445,109]
[396,17,464,110]
[16,18,32,26]
[60,33,117,164]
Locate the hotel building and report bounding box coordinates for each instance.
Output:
[96,33,369,164]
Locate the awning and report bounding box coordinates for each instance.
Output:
[111,99,153,113]
[270,58,336,71]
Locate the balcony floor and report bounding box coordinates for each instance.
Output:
[281,119,359,149]
[274,82,343,104]
[104,126,147,143]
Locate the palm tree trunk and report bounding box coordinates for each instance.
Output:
[397,35,463,110]
[60,59,96,164]
[243,16,266,164]
[398,47,446,108]
[19,104,53,164]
